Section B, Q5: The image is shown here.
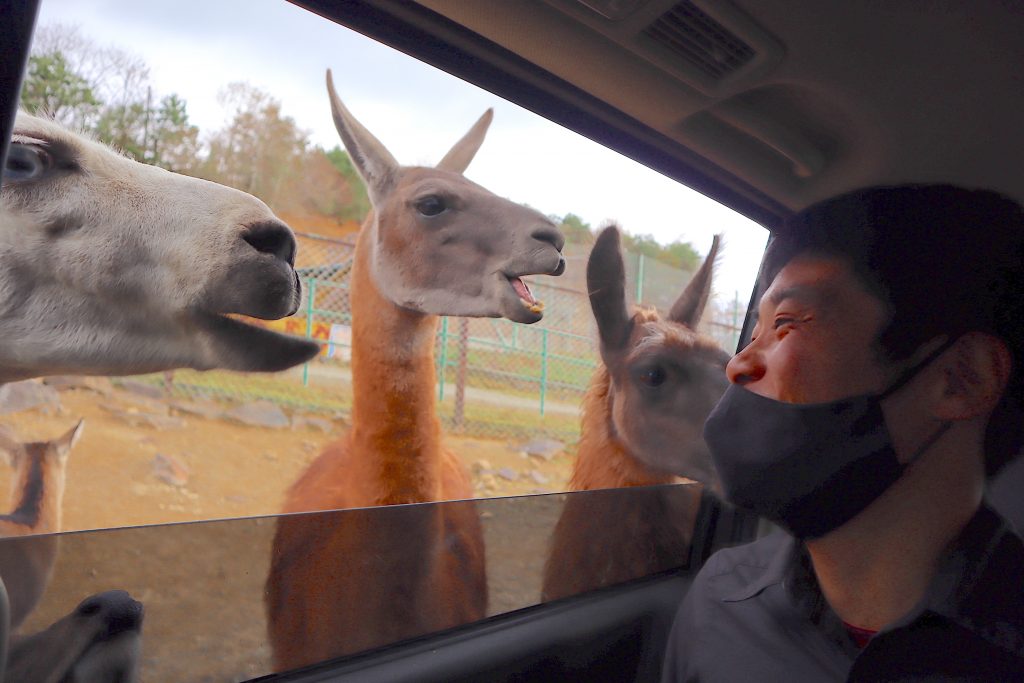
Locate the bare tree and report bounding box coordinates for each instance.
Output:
[199,83,310,206]
[26,23,155,160]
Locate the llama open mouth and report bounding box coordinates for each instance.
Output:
[509,276,544,313]
[195,311,320,372]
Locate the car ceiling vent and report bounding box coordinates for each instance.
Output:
[643,1,755,80]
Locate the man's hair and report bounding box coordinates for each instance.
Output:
[763,184,1024,476]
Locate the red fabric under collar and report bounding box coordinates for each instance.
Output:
[842,621,878,649]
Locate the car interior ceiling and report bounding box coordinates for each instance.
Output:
[3,2,1023,681]
[305,0,1024,214]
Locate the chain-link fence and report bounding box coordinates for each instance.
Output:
[128,232,743,442]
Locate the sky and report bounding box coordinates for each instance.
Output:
[33,0,769,302]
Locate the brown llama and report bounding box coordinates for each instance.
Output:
[542,225,728,601]
[0,421,83,630]
[265,71,565,671]
[0,423,143,682]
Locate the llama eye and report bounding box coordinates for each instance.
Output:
[3,144,50,183]
[638,365,667,388]
[415,195,447,217]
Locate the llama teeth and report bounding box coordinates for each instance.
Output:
[525,300,545,314]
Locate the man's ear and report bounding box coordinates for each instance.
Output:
[935,333,1012,420]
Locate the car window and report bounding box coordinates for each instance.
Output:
[4,0,767,534]
[1,1,773,677]
[10,484,732,680]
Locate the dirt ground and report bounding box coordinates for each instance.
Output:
[3,378,576,682]
[1,380,574,531]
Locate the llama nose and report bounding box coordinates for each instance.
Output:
[531,224,566,252]
[243,221,297,267]
[76,590,144,636]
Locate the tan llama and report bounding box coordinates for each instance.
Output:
[265,71,566,671]
[0,421,83,630]
[543,225,728,601]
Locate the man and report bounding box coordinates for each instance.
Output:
[663,185,1024,681]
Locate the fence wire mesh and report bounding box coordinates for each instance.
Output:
[126,232,744,442]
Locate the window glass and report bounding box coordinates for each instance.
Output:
[7,0,766,536]
[14,485,721,680]
[2,0,773,675]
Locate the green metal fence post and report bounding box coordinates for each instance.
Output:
[302,277,316,387]
[539,328,549,416]
[635,253,646,304]
[438,317,449,401]
[454,318,469,431]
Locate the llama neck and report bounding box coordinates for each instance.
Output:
[348,228,444,503]
[3,448,63,531]
[571,366,678,490]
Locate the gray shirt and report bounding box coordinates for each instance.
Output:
[662,504,1024,682]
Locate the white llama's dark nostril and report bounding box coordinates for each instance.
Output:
[243,221,297,267]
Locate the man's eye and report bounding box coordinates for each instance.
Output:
[3,144,50,183]
[415,195,447,217]
[773,316,797,330]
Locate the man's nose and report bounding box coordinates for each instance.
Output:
[726,343,765,385]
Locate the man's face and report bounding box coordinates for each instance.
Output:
[728,253,892,403]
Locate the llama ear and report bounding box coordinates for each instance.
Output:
[53,419,84,458]
[668,234,721,329]
[588,225,633,357]
[436,109,493,174]
[325,69,399,202]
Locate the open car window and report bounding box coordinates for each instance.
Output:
[0,0,774,679]
[5,0,767,535]
[9,485,754,680]
[7,0,1024,681]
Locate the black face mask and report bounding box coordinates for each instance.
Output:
[703,341,953,539]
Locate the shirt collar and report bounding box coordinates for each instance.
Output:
[921,503,1008,620]
[722,530,799,602]
[720,504,1024,649]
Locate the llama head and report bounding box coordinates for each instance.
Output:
[325,69,565,324]
[0,419,83,470]
[0,112,320,383]
[6,590,143,682]
[587,225,728,486]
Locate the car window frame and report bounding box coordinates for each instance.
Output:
[0,1,769,678]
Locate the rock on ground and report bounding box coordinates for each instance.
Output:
[43,376,113,395]
[115,379,166,400]
[290,414,335,433]
[0,380,61,415]
[497,467,519,481]
[152,453,190,488]
[517,438,565,461]
[169,399,225,420]
[101,405,185,430]
[222,401,290,429]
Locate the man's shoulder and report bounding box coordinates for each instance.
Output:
[663,531,850,682]
[961,509,1024,626]
[688,530,794,603]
